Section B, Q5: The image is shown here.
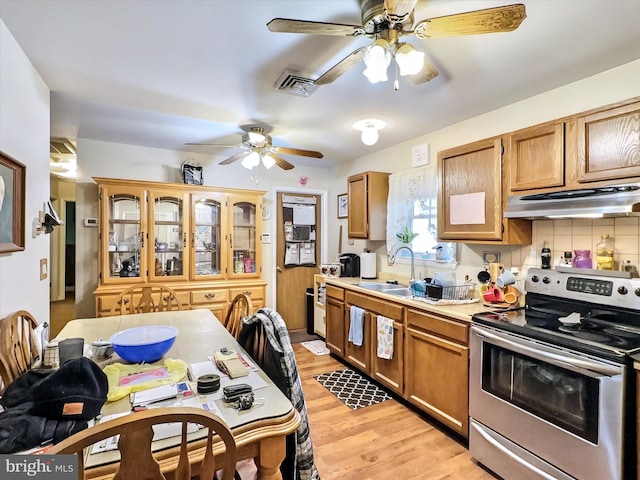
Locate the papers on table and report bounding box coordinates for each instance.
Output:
[90,397,224,454]
[131,383,178,407]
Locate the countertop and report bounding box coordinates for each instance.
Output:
[323,276,495,322]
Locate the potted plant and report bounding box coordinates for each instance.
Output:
[396,226,418,244]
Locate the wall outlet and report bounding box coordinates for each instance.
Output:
[482,251,501,264]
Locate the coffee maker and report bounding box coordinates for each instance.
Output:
[339,253,360,277]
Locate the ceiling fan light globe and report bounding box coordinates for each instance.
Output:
[361,125,379,146]
[396,44,424,76]
[241,151,260,169]
[363,66,388,83]
[261,154,276,169]
[247,131,267,146]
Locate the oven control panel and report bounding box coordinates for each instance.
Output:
[566,277,613,296]
[527,268,640,310]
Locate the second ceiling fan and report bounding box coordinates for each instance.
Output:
[187,127,323,171]
[268,0,526,86]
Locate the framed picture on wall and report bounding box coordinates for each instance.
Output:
[0,151,26,253]
[337,193,348,219]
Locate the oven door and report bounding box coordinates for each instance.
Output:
[470,324,625,480]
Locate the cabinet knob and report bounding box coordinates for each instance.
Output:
[205,292,215,300]
[276,266,282,272]
[243,291,252,296]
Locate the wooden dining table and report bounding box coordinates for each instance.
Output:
[54,308,301,480]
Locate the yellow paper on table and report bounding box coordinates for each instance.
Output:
[104,358,188,402]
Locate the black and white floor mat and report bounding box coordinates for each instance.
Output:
[314,368,392,410]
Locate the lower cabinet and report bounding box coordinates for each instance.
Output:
[405,308,470,438]
[345,291,404,395]
[325,285,345,356]
[324,286,471,437]
[94,281,265,321]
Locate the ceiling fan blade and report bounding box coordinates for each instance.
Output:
[410,60,439,84]
[272,146,324,159]
[185,143,241,148]
[315,46,367,85]
[267,18,365,36]
[384,0,418,21]
[413,4,526,39]
[219,152,248,165]
[269,153,295,171]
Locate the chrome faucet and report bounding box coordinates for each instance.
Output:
[390,246,416,283]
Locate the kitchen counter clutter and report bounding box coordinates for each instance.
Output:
[323,275,491,439]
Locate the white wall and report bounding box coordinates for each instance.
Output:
[74,139,334,316]
[0,20,51,323]
[333,59,640,284]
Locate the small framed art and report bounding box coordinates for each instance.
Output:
[337,193,348,219]
[0,151,26,253]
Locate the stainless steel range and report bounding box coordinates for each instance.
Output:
[470,267,640,480]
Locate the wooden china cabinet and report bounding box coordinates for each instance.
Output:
[93,178,266,318]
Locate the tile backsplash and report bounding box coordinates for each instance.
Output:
[520,218,640,273]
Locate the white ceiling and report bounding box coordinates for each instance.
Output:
[1,0,639,170]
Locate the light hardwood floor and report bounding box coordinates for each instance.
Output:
[293,344,497,480]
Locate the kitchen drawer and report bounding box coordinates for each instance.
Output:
[407,309,469,345]
[346,291,404,321]
[191,289,229,305]
[229,286,265,301]
[326,285,344,302]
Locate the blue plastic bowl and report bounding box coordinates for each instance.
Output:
[110,325,178,363]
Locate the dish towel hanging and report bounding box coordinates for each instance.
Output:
[377,315,394,360]
[348,306,365,347]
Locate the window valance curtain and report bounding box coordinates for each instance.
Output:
[386,166,437,256]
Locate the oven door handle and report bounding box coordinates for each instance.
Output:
[472,326,622,376]
[470,422,561,480]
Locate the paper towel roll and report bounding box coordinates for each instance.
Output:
[360,252,377,279]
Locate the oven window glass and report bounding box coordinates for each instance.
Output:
[482,344,599,443]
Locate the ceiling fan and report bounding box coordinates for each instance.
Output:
[267,0,526,87]
[186,127,323,171]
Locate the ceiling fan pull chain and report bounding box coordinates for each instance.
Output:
[394,63,400,91]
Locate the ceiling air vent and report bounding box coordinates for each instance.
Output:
[50,138,76,156]
[273,70,318,97]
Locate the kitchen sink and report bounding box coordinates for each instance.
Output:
[357,283,413,298]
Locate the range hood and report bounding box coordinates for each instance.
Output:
[504,184,640,219]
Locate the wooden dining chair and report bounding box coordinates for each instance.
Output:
[0,310,39,393]
[113,283,182,315]
[223,293,253,339]
[48,406,237,480]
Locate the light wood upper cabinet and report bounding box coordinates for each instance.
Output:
[438,137,531,245]
[347,171,390,240]
[508,121,565,192]
[577,100,640,183]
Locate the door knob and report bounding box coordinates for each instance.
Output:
[276,266,282,272]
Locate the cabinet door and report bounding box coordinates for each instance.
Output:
[325,296,345,357]
[509,122,565,192]
[405,326,469,437]
[100,185,147,284]
[438,138,503,241]
[148,191,189,282]
[347,173,368,238]
[228,195,261,279]
[344,306,371,373]
[191,193,226,280]
[371,318,404,395]
[577,101,640,183]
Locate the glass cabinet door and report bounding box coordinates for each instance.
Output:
[149,191,188,282]
[228,195,260,279]
[191,194,225,280]
[102,186,146,284]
